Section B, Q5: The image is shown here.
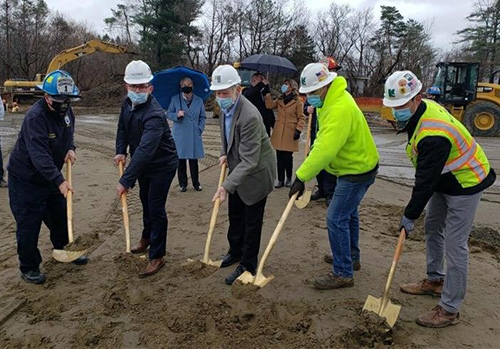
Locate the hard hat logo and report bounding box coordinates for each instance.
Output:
[301,77,306,86]
[316,69,328,81]
[57,77,75,95]
[388,89,396,98]
[398,79,406,87]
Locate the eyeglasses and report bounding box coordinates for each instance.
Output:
[128,84,151,91]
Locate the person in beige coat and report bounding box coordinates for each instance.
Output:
[264,78,305,188]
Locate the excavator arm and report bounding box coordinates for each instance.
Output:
[46,39,134,73]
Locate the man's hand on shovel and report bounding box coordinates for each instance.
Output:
[288,178,305,199]
[117,183,129,197]
[59,180,73,198]
[212,186,227,203]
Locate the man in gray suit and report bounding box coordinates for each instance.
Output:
[210,65,276,285]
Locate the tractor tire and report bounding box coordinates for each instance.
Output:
[463,101,500,137]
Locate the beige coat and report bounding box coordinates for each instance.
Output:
[265,93,305,152]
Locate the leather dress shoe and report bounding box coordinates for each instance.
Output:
[21,270,46,284]
[73,256,89,265]
[131,238,150,254]
[139,258,165,278]
[225,265,252,285]
[220,254,241,268]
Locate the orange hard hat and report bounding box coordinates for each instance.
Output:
[320,57,341,71]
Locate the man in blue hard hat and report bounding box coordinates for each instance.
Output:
[7,70,87,284]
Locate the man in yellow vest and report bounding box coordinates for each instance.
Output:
[289,63,379,289]
[383,71,496,328]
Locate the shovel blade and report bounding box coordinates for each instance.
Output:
[237,271,274,288]
[362,295,401,328]
[294,190,312,209]
[186,258,223,268]
[52,249,87,263]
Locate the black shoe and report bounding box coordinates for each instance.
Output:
[285,179,292,187]
[225,265,251,285]
[21,270,46,284]
[311,189,325,201]
[73,256,89,265]
[0,179,7,188]
[180,186,187,192]
[220,254,241,268]
[194,185,202,191]
[275,181,284,188]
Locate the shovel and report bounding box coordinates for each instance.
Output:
[118,161,131,253]
[52,159,87,263]
[237,192,298,287]
[295,113,313,209]
[362,228,406,328]
[187,162,227,267]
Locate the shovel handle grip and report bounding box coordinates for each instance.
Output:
[66,159,74,243]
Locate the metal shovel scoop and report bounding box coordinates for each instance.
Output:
[187,163,227,267]
[295,113,313,209]
[118,161,131,253]
[363,228,406,328]
[237,192,298,287]
[52,159,87,263]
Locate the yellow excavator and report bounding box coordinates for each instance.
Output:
[3,39,133,104]
[379,62,500,137]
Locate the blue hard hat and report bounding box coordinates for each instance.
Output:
[427,86,441,95]
[37,70,81,101]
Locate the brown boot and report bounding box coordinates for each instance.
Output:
[139,258,165,278]
[313,272,354,290]
[416,305,460,328]
[131,238,150,254]
[400,279,443,296]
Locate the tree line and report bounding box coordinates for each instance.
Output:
[0,0,498,97]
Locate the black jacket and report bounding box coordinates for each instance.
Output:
[242,82,274,130]
[8,99,75,186]
[402,101,496,219]
[116,96,178,188]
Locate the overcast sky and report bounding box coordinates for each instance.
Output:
[44,0,475,51]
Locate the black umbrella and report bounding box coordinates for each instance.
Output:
[240,54,297,74]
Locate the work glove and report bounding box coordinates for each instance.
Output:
[293,129,301,140]
[400,215,415,236]
[288,177,305,199]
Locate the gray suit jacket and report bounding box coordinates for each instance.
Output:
[220,95,276,206]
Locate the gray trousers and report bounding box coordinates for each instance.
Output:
[425,191,482,313]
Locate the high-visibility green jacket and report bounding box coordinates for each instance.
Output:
[296,76,379,182]
[407,100,490,187]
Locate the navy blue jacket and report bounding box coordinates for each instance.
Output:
[116,95,178,188]
[8,99,75,186]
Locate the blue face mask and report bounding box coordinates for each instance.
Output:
[281,84,289,93]
[392,107,413,122]
[307,94,323,108]
[128,91,148,105]
[217,96,234,110]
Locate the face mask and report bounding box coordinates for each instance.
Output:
[181,86,193,94]
[50,99,70,116]
[281,84,289,93]
[217,96,234,110]
[392,107,413,122]
[307,94,323,108]
[128,90,149,105]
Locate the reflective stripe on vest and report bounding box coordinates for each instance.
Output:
[414,118,488,182]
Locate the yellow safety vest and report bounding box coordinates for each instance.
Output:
[406,100,490,188]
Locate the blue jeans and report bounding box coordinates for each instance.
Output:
[327,175,375,278]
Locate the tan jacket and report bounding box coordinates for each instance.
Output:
[265,93,305,152]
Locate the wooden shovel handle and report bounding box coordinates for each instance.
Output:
[393,228,406,263]
[66,159,74,243]
[202,163,227,263]
[380,228,406,311]
[118,161,131,253]
[255,192,298,275]
[304,113,313,159]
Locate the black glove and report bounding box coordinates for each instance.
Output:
[288,178,305,199]
[400,215,415,236]
[293,129,301,140]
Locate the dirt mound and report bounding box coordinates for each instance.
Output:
[65,232,100,251]
[182,260,219,278]
[79,78,126,109]
[470,226,500,258]
[113,253,148,275]
[231,281,262,299]
[336,311,393,348]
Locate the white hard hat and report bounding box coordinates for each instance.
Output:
[299,63,337,94]
[124,60,153,84]
[383,71,423,107]
[210,65,241,91]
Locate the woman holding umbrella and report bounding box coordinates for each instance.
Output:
[263,78,305,188]
[166,77,206,192]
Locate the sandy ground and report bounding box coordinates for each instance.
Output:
[0,111,500,348]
